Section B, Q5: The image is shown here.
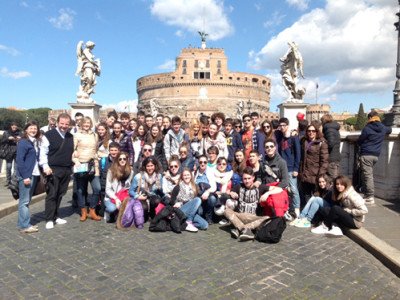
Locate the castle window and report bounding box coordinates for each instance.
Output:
[262,80,266,85]
[237,77,240,81]
[220,77,223,80]
[217,60,221,68]
[252,78,258,83]
[245,77,248,81]
[206,60,210,68]
[217,69,221,74]
[195,60,198,68]
[183,60,187,67]
[229,77,233,80]
[183,68,187,74]
[193,71,211,79]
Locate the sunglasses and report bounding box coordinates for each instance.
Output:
[235,125,242,128]
[307,130,316,133]
[179,151,187,154]
[143,149,152,152]
[170,165,179,169]
[218,163,227,166]
[119,157,127,161]
[243,119,251,123]
[278,124,287,127]
[199,161,207,165]
[263,125,271,129]
[265,145,275,149]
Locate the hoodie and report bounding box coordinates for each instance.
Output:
[358,119,392,157]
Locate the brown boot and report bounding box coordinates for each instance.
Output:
[88,208,101,221]
[80,207,87,222]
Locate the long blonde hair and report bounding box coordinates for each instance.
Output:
[188,119,203,140]
[179,168,198,196]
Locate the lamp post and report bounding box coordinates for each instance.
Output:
[386,1,400,127]
[247,99,252,114]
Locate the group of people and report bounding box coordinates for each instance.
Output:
[8,108,391,240]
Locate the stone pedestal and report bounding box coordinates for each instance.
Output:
[69,102,102,124]
[278,101,309,130]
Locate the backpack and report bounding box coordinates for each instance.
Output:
[255,208,287,243]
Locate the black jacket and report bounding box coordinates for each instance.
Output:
[258,154,289,189]
[149,205,187,233]
[322,122,341,163]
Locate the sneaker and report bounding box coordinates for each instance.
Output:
[364,197,375,204]
[326,225,343,236]
[185,222,198,232]
[45,221,54,230]
[284,211,295,222]
[214,205,225,216]
[289,218,300,226]
[55,218,67,225]
[295,219,311,228]
[19,226,39,233]
[219,219,229,225]
[104,212,110,223]
[311,222,329,234]
[226,199,238,210]
[239,228,254,241]
[230,228,240,239]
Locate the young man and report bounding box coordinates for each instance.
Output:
[211,112,225,132]
[241,114,264,159]
[251,112,260,130]
[275,118,301,217]
[200,118,210,138]
[145,114,154,128]
[224,118,244,163]
[163,116,189,161]
[137,111,145,124]
[206,146,219,169]
[156,114,164,128]
[106,111,118,130]
[39,113,74,230]
[358,110,392,203]
[120,112,131,131]
[233,119,242,134]
[225,167,282,241]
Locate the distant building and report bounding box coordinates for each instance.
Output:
[136,44,271,121]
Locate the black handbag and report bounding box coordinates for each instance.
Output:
[0,142,14,160]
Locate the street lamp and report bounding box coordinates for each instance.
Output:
[247,99,252,114]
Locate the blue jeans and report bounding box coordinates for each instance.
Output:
[288,172,301,209]
[18,175,38,230]
[204,194,217,219]
[6,158,16,182]
[179,197,208,230]
[104,200,117,214]
[299,196,331,221]
[76,176,101,209]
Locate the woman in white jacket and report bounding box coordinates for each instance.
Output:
[104,152,134,222]
[311,175,368,236]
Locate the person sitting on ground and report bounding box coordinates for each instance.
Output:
[104,152,134,223]
[291,174,333,228]
[311,175,368,236]
[170,168,208,231]
[129,156,163,221]
[225,167,282,241]
[162,155,181,204]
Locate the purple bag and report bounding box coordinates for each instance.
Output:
[119,197,145,229]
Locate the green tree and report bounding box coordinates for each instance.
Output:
[345,117,357,126]
[0,108,24,130]
[26,107,52,127]
[355,103,368,131]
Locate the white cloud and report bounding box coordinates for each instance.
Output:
[254,3,262,11]
[0,45,20,56]
[20,1,28,8]
[285,0,310,11]
[264,11,286,28]
[157,59,176,71]
[102,99,138,113]
[49,8,76,30]
[1,67,31,79]
[250,0,397,102]
[150,0,234,41]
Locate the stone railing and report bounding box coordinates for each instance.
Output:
[340,129,400,200]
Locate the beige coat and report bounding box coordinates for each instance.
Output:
[73,129,99,176]
[338,186,368,228]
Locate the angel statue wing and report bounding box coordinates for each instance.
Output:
[75,41,84,76]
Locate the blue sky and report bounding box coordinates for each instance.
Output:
[0,0,397,114]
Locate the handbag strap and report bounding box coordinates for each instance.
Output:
[137,173,143,195]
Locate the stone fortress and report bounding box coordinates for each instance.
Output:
[136,40,271,120]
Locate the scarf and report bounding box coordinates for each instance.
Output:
[142,172,161,193]
[177,181,194,204]
[368,116,381,123]
[214,168,233,193]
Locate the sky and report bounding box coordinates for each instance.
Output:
[0,0,398,114]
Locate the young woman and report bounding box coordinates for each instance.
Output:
[299,123,329,206]
[162,155,181,203]
[97,122,111,160]
[129,118,137,133]
[162,116,171,136]
[131,123,148,163]
[311,175,368,236]
[171,168,208,231]
[104,152,134,222]
[179,143,195,170]
[202,123,228,159]
[73,116,101,222]
[16,122,41,233]
[129,156,163,221]
[188,119,203,159]
[146,124,167,171]
[111,121,134,166]
[291,174,333,228]
[231,149,246,177]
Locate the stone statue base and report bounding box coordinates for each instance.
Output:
[69,102,102,125]
[278,101,309,131]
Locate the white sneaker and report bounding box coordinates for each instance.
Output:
[55,218,67,225]
[289,218,300,226]
[219,219,229,225]
[226,199,238,210]
[214,205,225,216]
[311,222,329,234]
[185,222,198,232]
[104,212,110,223]
[45,221,54,230]
[326,225,343,236]
[364,197,375,204]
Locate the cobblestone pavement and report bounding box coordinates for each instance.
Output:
[1,191,399,300]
